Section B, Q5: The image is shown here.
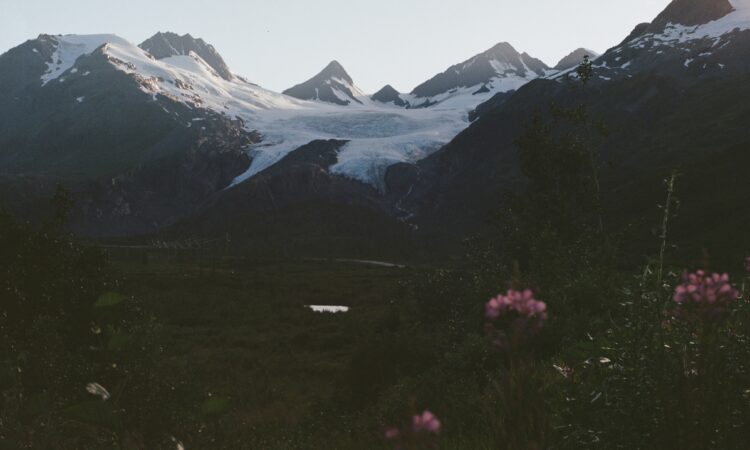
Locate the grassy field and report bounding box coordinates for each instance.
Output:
[8,213,749,449]
[113,256,425,448]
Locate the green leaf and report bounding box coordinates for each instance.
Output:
[201,396,230,417]
[94,292,124,308]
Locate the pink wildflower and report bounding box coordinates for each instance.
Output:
[412,410,441,434]
[672,270,739,319]
[485,289,547,323]
[384,427,400,441]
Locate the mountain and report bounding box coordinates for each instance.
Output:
[0,32,503,209]
[584,0,750,81]
[407,42,549,107]
[400,0,750,258]
[139,32,234,80]
[282,61,364,105]
[371,85,408,107]
[647,0,735,32]
[0,33,258,235]
[553,48,599,71]
[0,33,489,236]
[5,0,748,254]
[1,34,193,176]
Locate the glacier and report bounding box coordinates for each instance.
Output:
[39,34,548,189]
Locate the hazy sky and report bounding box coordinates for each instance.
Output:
[1,0,670,93]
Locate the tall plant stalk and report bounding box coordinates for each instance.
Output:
[657,171,679,287]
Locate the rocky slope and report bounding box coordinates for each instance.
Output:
[282,61,365,105]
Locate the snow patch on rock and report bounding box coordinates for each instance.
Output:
[41,34,131,85]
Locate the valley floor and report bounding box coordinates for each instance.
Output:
[113,255,423,448]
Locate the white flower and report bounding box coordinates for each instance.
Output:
[85,382,111,401]
[170,436,185,450]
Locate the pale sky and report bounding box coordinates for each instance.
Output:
[1,0,670,93]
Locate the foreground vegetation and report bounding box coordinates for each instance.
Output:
[2,192,749,449]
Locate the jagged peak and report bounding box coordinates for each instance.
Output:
[410,41,548,98]
[371,85,408,106]
[622,0,736,41]
[282,60,361,105]
[318,60,353,83]
[652,0,735,29]
[482,41,520,57]
[139,31,233,80]
[142,31,208,53]
[374,84,400,95]
[618,0,739,44]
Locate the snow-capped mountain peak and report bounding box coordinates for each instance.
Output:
[638,0,749,42]
[318,60,353,84]
[282,60,365,106]
[479,42,548,76]
[587,0,750,82]
[32,33,310,112]
[609,0,742,47]
[40,34,131,85]
[139,31,234,80]
[649,0,735,32]
[407,42,549,108]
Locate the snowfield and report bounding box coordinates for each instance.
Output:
[40,34,544,188]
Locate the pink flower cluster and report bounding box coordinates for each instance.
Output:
[412,410,441,434]
[385,410,441,444]
[486,289,547,323]
[673,270,739,317]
